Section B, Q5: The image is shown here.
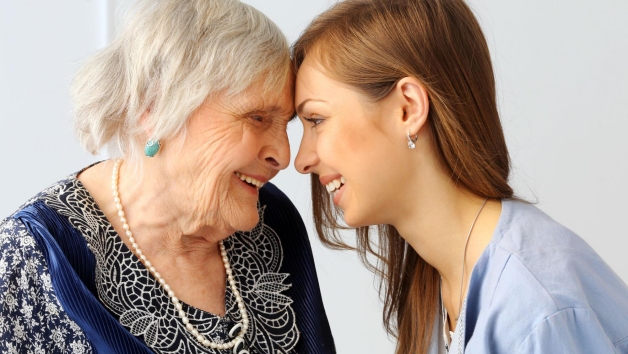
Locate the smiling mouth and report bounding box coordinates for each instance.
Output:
[235,172,265,189]
[325,176,346,196]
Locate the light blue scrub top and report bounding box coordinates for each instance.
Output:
[432,199,628,353]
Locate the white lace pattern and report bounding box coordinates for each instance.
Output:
[40,177,300,353]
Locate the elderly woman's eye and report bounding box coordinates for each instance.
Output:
[251,115,264,122]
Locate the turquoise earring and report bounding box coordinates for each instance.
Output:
[144,139,161,157]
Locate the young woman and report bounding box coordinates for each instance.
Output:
[292,0,628,353]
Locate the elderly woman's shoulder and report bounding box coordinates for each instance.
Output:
[257,183,311,246]
[2,172,74,220]
[2,172,77,220]
[0,217,38,258]
[0,171,82,259]
[0,174,71,263]
[258,183,303,222]
[0,198,94,353]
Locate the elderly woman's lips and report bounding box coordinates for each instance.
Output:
[234,172,265,189]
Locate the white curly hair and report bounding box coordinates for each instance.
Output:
[71,0,291,163]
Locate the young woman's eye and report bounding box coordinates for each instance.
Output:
[304,117,324,126]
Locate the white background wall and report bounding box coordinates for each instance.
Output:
[1,1,626,353]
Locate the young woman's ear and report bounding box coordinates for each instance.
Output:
[396,77,430,137]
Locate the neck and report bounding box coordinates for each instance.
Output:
[390,164,502,322]
[78,159,235,315]
[82,160,234,264]
[115,159,235,256]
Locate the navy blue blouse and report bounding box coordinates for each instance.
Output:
[0,171,335,354]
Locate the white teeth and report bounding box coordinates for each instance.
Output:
[325,177,345,194]
[235,172,264,188]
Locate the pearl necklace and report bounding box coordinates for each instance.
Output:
[111,159,249,351]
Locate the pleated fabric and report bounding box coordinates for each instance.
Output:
[259,183,336,354]
[16,202,154,354]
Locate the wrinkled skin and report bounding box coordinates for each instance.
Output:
[152,82,294,241]
[79,78,294,315]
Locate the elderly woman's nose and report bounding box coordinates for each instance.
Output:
[261,130,290,170]
[294,138,318,174]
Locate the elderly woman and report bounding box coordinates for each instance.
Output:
[0,0,335,353]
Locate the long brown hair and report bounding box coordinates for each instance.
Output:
[292,0,514,352]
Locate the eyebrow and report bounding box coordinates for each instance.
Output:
[296,99,327,115]
[246,106,295,120]
[259,106,297,122]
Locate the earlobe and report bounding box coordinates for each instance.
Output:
[139,109,155,138]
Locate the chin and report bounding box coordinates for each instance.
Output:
[234,206,261,232]
[342,204,384,229]
[342,211,369,229]
[239,217,260,232]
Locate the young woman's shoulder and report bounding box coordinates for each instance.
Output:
[491,199,626,303]
[467,199,628,353]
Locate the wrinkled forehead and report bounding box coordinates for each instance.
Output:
[221,77,295,117]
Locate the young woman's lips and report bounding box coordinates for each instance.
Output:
[332,184,346,206]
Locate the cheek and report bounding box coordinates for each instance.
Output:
[238,128,266,161]
[190,143,234,182]
[187,124,257,174]
[317,122,358,165]
[167,125,246,203]
[319,121,384,171]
